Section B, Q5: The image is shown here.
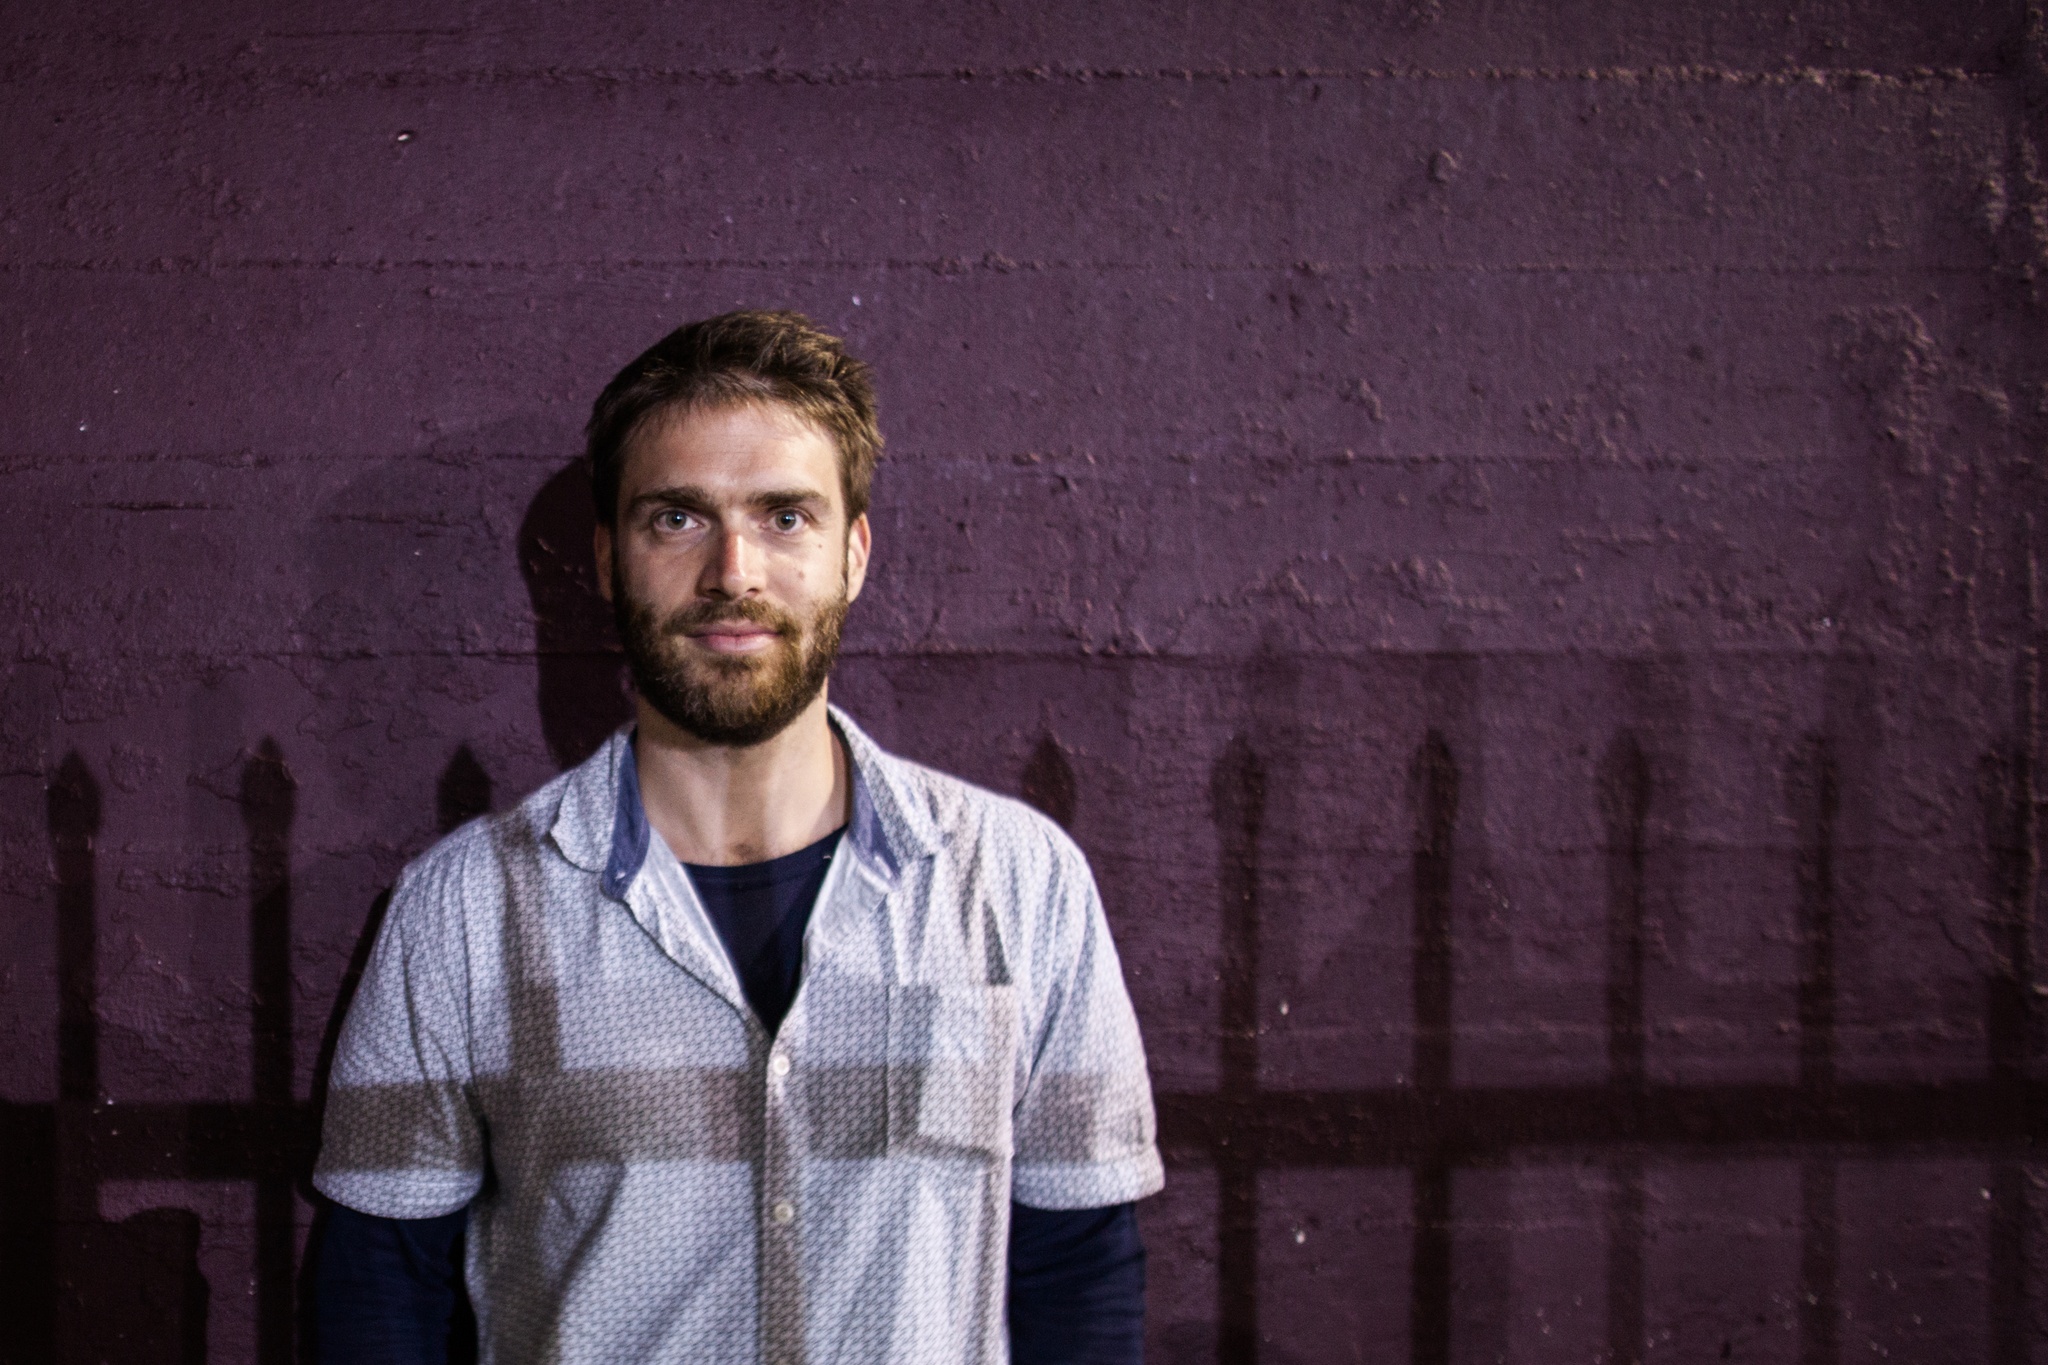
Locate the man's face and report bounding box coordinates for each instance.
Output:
[595,401,871,747]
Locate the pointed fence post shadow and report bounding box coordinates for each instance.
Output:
[49,751,104,1356]
[40,753,216,1363]
[1786,735,1840,1365]
[1020,734,1077,832]
[1599,733,1651,1365]
[1980,740,2038,1365]
[242,739,298,1365]
[7,753,103,1363]
[49,752,106,1358]
[52,751,103,1106]
[1407,730,1458,1365]
[439,744,495,834]
[1209,735,1265,1364]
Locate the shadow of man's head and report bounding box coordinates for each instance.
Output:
[519,459,629,771]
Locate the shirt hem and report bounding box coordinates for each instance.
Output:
[313,1169,480,1221]
[1010,1148,1166,1210]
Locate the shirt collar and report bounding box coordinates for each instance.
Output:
[601,735,651,899]
[549,705,938,897]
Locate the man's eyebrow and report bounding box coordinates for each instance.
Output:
[624,485,832,514]
[745,487,831,510]
[627,484,714,512]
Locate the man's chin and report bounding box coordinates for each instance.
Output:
[657,696,821,748]
[633,664,824,747]
[700,681,805,720]
[680,650,795,692]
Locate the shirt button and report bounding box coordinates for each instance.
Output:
[768,1053,792,1078]
[770,1200,795,1225]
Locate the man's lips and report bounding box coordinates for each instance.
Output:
[684,624,782,655]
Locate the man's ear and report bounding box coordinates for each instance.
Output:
[593,521,615,604]
[843,512,872,604]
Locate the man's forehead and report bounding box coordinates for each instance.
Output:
[620,400,841,497]
[637,398,831,453]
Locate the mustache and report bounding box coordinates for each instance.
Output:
[656,598,799,638]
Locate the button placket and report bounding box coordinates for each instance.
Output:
[759,1035,803,1365]
[762,1045,792,1223]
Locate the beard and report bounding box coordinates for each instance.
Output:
[613,570,848,748]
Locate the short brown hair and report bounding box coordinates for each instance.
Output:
[586,310,882,526]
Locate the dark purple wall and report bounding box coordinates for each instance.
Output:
[2,3,2042,1361]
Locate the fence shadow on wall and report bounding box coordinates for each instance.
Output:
[0,738,504,1365]
[3,650,2040,1363]
[0,460,620,1363]
[1141,661,2042,1365]
[1,746,306,1364]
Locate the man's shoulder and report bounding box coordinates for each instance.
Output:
[858,735,1087,881]
[394,744,605,902]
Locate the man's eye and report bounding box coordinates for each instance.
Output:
[657,509,695,531]
[773,510,804,532]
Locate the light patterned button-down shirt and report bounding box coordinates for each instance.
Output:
[313,708,1164,1365]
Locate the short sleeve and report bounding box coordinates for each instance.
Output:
[313,859,486,1220]
[1010,841,1165,1210]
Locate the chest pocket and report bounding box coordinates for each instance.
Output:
[885,983,1017,1158]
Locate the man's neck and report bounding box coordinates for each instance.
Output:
[632,691,850,867]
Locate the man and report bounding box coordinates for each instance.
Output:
[311,310,1164,1364]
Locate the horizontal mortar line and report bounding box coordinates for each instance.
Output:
[0,257,1991,280]
[8,642,2026,669]
[836,641,2035,664]
[1157,1077,2048,1159]
[73,500,233,512]
[0,449,1962,475]
[0,60,2004,92]
[0,451,570,476]
[891,454,1941,476]
[249,27,473,38]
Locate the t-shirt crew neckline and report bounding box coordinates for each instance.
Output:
[682,826,844,886]
[678,824,846,1038]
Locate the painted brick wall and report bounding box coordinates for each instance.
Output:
[2,3,2043,1361]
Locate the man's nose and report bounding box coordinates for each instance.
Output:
[701,524,764,597]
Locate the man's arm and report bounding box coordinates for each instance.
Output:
[313,1203,468,1365]
[1004,823,1163,1362]
[315,1199,1142,1365]
[1008,1202,1146,1364]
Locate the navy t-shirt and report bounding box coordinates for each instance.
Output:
[684,827,840,1036]
[314,827,1145,1363]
